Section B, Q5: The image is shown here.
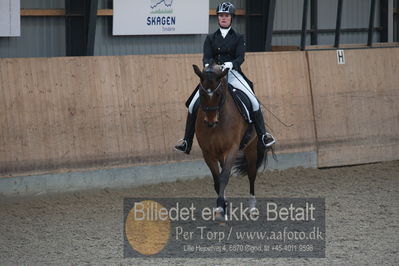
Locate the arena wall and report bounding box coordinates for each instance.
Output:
[243,52,317,155]
[0,48,398,177]
[0,54,202,175]
[307,48,399,167]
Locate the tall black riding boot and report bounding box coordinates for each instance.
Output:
[252,109,276,148]
[175,111,197,154]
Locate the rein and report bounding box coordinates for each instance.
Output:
[199,79,226,112]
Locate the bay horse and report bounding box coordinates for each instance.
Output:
[192,63,268,220]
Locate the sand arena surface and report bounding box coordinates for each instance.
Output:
[0,161,398,265]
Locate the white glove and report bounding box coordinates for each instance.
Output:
[222,62,233,70]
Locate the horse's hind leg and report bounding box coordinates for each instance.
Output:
[244,140,258,211]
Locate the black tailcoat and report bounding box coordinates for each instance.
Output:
[203,28,253,88]
[185,28,253,108]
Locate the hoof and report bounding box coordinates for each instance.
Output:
[214,207,227,223]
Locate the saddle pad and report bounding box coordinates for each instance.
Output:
[228,85,253,123]
[228,85,255,150]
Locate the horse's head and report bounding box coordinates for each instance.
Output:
[193,64,229,128]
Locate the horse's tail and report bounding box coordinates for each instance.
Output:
[233,140,276,176]
[255,140,277,172]
[233,152,247,176]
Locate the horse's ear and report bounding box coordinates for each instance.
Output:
[193,64,202,79]
[219,68,229,79]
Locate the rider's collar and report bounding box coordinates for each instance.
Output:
[220,27,231,38]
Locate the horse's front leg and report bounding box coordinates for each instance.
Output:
[203,155,220,195]
[216,148,239,214]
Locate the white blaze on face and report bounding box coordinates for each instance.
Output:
[207,89,214,99]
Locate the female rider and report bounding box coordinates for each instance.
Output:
[175,2,276,154]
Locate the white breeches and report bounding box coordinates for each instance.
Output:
[188,69,260,113]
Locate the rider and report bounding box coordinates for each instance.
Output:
[175,2,276,154]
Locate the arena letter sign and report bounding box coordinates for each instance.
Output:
[113,0,209,35]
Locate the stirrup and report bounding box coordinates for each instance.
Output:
[262,133,276,147]
[174,139,188,153]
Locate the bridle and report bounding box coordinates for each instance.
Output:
[198,77,226,112]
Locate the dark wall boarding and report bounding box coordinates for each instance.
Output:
[0,0,397,58]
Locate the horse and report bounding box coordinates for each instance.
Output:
[192,63,268,220]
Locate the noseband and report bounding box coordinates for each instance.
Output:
[199,79,226,112]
